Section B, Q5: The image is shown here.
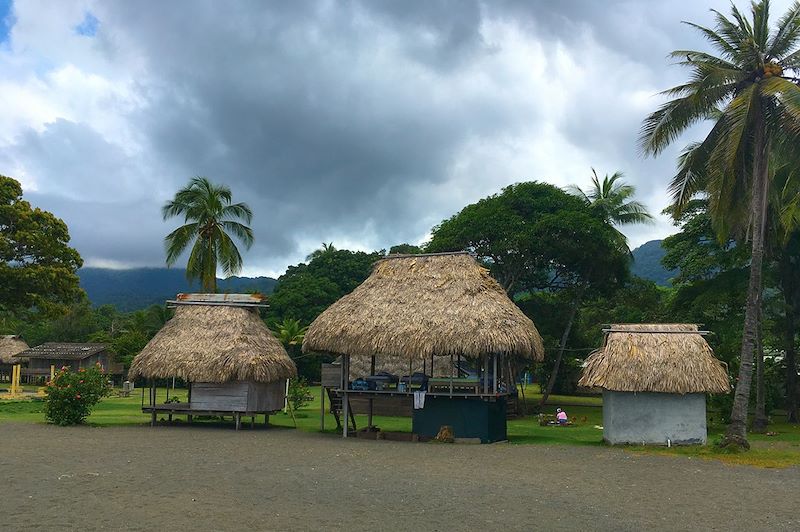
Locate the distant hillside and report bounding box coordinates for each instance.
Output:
[78,268,278,311]
[630,240,676,287]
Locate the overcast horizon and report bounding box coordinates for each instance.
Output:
[2,0,787,278]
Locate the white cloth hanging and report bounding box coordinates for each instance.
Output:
[413,391,426,409]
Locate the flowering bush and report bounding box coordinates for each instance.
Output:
[287,377,314,412]
[44,364,112,425]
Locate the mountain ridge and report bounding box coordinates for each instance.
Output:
[78,267,277,311]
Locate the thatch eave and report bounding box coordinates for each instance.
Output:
[129,301,296,383]
[302,253,544,361]
[578,323,730,395]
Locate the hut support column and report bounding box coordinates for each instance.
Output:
[483,354,489,395]
[320,384,325,431]
[342,355,349,438]
[368,355,375,428]
[149,380,156,427]
[187,382,193,424]
[493,354,498,394]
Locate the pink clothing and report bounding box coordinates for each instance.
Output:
[556,411,568,421]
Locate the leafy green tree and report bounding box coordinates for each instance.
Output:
[0,175,84,316]
[567,169,653,237]
[639,0,800,449]
[427,181,630,403]
[661,200,750,285]
[389,243,424,255]
[162,177,253,292]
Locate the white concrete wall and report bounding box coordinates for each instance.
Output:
[603,390,708,445]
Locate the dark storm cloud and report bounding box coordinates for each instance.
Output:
[5,0,790,274]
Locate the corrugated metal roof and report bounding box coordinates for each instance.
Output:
[15,343,109,360]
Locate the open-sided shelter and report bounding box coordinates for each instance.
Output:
[304,252,544,442]
[1,335,29,382]
[129,293,297,429]
[578,324,730,445]
[14,342,122,382]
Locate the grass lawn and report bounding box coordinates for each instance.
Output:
[2,384,799,468]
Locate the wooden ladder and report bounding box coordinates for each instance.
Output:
[326,388,357,432]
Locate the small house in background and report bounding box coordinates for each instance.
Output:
[578,324,730,445]
[1,335,29,382]
[14,343,123,381]
[128,293,297,430]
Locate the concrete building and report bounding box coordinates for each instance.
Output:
[578,324,731,445]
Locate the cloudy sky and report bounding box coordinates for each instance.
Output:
[1,0,790,277]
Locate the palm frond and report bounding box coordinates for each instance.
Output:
[221,220,255,248]
[164,223,199,266]
[768,1,800,57]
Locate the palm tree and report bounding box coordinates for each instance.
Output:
[162,177,254,292]
[271,318,308,347]
[640,0,800,449]
[567,169,654,232]
[306,242,336,262]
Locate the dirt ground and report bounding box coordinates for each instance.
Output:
[1,423,798,531]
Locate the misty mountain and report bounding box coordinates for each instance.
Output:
[630,240,676,287]
[78,268,277,311]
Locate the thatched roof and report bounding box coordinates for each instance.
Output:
[303,252,544,361]
[1,335,29,365]
[129,300,296,383]
[17,343,109,360]
[578,324,730,394]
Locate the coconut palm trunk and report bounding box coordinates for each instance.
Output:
[723,114,770,448]
[753,311,768,432]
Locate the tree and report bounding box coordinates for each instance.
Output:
[427,181,630,402]
[271,317,308,346]
[388,243,424,255]
[162,177,253,292]
[567,169,653,238]
[306,242,337,262]
[639,0,800,449]
[0,175,84,316]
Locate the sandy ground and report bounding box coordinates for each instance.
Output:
[1,423,798,531]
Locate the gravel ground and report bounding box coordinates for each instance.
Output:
[1,422,797,531]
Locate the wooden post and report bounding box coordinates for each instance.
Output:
[449,353,454,397]
[342,355,349,438]
[368,355,375,428]
[483,354,489,395]
[187,382,193,424]
[150,380,156,427]
[493,354,498,394]
[235,412,241,431]
[320,384,326,431]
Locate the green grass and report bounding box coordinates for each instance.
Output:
[2,385,799,468]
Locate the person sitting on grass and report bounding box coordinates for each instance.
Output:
[556,408,568,425]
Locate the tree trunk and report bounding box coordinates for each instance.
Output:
[786,305,798,423]
[540,290,582,407]
[721,113,769,450]
[753,311,768,432]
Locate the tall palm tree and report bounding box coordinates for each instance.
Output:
[162,177,254,292]
[567,169,654,231]
[640,0,800,449]
[306,242,337,262]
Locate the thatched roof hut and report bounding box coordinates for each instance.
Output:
[129,303,296,383]
[578,324,730,394]
[1,335,29,365]
[303,252,544,361]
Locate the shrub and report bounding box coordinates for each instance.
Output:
[287,377,314,412]
[44,364,112,425]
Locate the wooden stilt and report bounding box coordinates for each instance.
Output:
[235,412,241,430]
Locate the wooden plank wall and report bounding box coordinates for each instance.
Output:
[192,382,249,410]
